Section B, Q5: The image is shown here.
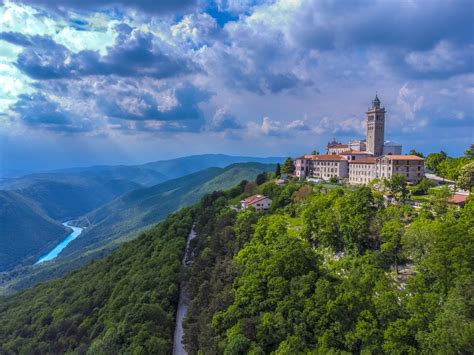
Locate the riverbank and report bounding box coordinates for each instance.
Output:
[35,222,84,264]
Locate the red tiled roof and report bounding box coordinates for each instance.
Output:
[384,154,424,161]
[449,194,468,204]
[296,154,346,161]
[312,154,347,161]
[242,194,269,205]
[349,157,376,164]
[296,154,319,160]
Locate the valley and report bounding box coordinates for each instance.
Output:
[0,156,280,295]
[35,222,84,264]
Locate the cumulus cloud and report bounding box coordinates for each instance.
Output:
[208,106,243,131]
[1,0,473,157]
[2,25,198,80]
[249,116,311,137]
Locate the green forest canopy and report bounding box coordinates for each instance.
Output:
[0,171,472,354]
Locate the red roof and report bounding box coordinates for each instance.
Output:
[449,194,468,204]
[312,154,347,161]
[349,157,376,164]
[384,154,424,161]
[296,154,346,161]
[242,194,270,205]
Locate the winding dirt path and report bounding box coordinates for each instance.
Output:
[173,226,196,355]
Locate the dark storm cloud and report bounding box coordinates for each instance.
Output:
[1,25,198,80]
[292,0,474,51]
[17,0,196,14]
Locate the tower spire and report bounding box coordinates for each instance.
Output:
[372,92,381,108]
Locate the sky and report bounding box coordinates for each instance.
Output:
[0,0,473,172]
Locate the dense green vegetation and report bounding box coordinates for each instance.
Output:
[0,163,275,295]
[1,175,142,221]
[0,167,472,354]
[0,155,283,272]
[183,177,473,354]
[425,146,473,187]
[0,191,69,271]
[0,208,194,354]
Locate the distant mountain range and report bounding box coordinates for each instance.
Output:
[0,155,280,294]
[1,154,283,188]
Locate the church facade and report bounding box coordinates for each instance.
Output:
[295,95,424,184]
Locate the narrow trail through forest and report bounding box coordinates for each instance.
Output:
[173,226,196,355]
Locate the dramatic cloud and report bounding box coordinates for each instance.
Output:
[1,25,198,80]
[11,92,94,132]
[17,0,196,14]
[0,0,473,171]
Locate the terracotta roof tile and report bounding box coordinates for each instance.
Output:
[383,154,424,161]
[349,158,376,164]
[242,194,269,205]
[449,194,468,204]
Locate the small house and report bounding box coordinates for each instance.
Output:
[240,194,272,211]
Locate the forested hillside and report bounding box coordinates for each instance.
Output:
[0,208,194,354]
[183,178,473,354]
[0,173,472,354]
[0,163,275,295]
[0,191,69,271]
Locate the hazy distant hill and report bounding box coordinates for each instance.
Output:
[0,191,69,271]
[0,162,275,294]
[64,163,275,256]
[2,176,142,221]
[0,154,282,220]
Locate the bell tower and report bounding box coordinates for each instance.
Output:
[366,94,385,156]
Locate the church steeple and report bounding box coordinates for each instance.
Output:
[372,93,381,108]
[366,94,385,156]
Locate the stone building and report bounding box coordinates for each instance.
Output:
[295,154,348,179]
[366,94,385,156]
[375,155,424,184]
[296,95,425,185]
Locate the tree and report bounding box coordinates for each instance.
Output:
[457,162,474,191]
[464,144,474,158]
[244,181,257,195]
[409,149,424,158]
[312,150,320,155]
[255,172,267,185]
[425,151,447,173]
[275,163,281,177]
[329,176,338,184]
[380,221,404,273]
[281,158,295,174]
[384,175,409,201]
[411,178,436,196]
[429,186,452,215]
[292,184,312,203]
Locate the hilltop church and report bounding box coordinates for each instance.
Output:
[295,95,425,184]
